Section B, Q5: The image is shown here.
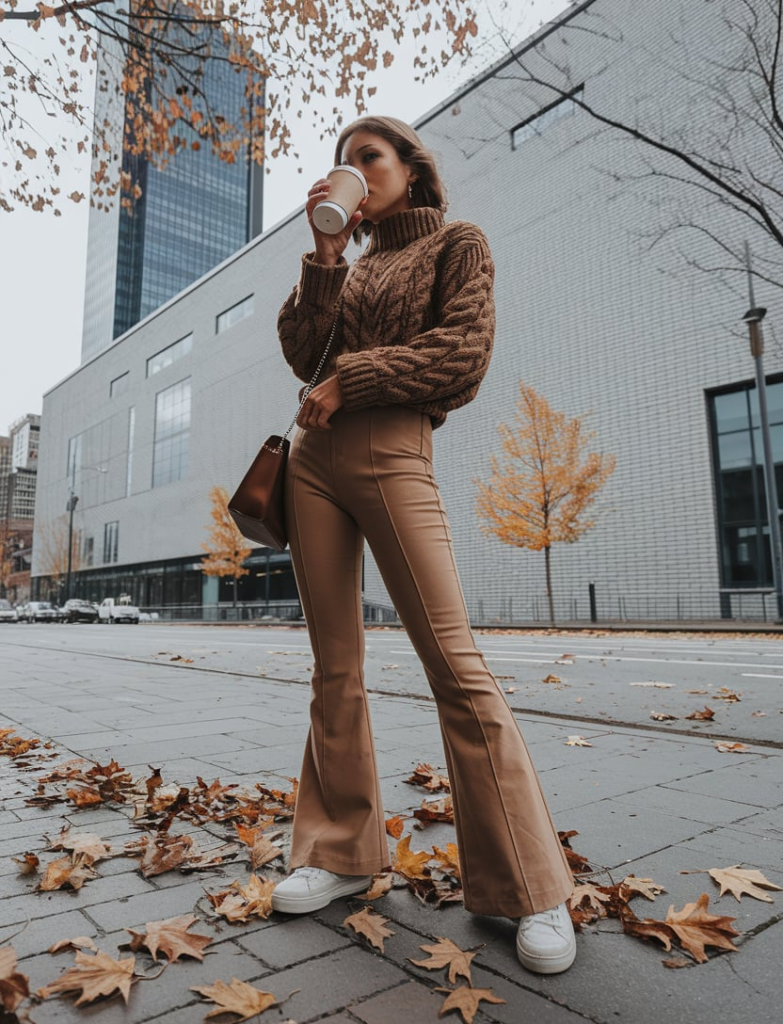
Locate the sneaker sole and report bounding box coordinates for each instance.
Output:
[516,936,576,975]
[271,875,373,915]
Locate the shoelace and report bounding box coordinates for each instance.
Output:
[519,908,564,934]
[291,866,326,880]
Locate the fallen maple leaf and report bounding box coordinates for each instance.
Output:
[569,882,610,914]
[431,842,461,879]
[715,687,741,702]
[621,875,666,901]
[47,828,117,864]
[685,706,715,721]
[665,893,739,963]
[542,673,561,684]
[359,873,394,900]
[405,763,450,792]
[65,785,103,807]
[38,949,136,1005]
[234,825,283,870]
[393,835,431,879]
[413,795,454,825]
[436,984,505,1023]
[385,814,406,838]
[565,735,593,747]
[48,937,99,954]
[38,853,97,891]
[12,852,39,874]
[192,977,282,1021]
[410,937,477,984]
[714,742,749,753]
[0,946,30,1012]
[701,865,781,903]
[650,712,678,721]
[125,914,213,962]
[206,875,275,922]
[343,906,395,952]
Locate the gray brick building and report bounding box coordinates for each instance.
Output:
[33,0,783,622]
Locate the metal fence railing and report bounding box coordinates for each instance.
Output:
[139,600,402,625]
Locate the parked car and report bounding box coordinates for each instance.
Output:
[18,601,59,623]
[98,597,140,624]
[61,599,99,624]
[0,599,17,623]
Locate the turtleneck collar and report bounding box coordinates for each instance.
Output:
[365,207,445,253]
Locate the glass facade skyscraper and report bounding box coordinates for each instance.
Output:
[81,11,264,362]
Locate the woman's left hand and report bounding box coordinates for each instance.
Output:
[297,375,344,430]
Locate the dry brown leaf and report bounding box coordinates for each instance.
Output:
[234,826,284,870]
[385,814,406,838]
[37,949,136,1004]
[436,984,505,1023]
[542,673,561,684]
[650,712,678,721]
[38,853,97,891]
[715,742,749,753]
[12,852,39,875]
[662,956,691,968]
[565,735,593,747]
[686,689,709,694]
[65,785,103,807]
[206,875,275,922]
[685,706,715,721]
[47,828,116,864]
[431,843,461,880]
[409,937,476,984]
[558,830,593,874]
[621,875,666,901]
[393,835,431,880]
[0,946,30,1012]
[132,834,194,876]
[405,763,450,792]
[706,865,781,903]
[192,977,281,1021]
[665,893,739,962]
[48,937,99,954]
[413,795,454,825]
[125,914,213,962]
[621,910,675,952]
[569,882,610,913]
[343,906,395,952]
[715,687,741,702]
[359,873,394,900]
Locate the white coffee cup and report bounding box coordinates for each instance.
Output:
[312,165,368,233]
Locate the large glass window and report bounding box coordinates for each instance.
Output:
[103,521,119,564]
[511,86,584,148]
[710,379,783,587]
[66,434,82,484]
[216,295,254,333]
[147,334,193,378]
[152,378,191,487]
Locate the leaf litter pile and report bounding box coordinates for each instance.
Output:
[1,728,780,1023]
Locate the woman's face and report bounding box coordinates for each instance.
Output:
[341,130,414,224]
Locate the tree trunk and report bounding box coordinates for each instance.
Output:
[232,576,238,611]
[544,545,555,624]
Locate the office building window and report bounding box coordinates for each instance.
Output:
[66,434,82,483]
[216,295,254,333]
[110,372,130,397]
[103,521,119,564]
[709,379,783,587]
[511,86,584,148]
[83,535,94,567]
[126,406,135,498]
[152,378,191,488]
[147,334,193,378]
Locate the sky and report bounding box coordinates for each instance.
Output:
[0,0,569,433]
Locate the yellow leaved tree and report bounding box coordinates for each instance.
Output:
[475,383,615,624]
[201,485,252,610]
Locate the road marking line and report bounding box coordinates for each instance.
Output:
[741,673,783,679]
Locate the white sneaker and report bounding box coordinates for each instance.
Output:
[271,867,373,914]
[516,902,576,974]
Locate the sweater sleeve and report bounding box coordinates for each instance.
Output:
[335,228,495,410]
[277,252,349,382]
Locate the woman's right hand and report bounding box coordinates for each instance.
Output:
[306,178,365,266]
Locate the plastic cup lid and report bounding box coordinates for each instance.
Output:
[312,200,349,233]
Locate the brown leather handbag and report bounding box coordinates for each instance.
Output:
[228,314,340,551]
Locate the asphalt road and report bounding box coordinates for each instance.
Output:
[1,622,781,747]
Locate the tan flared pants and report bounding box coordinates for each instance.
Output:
[284,405,573,917]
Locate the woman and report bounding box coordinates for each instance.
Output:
[272,116,576,975]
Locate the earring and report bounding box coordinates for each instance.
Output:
[407,182,413,202]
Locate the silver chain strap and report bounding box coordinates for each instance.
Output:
[281,310,341,444]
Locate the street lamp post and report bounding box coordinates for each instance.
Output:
[64,464,107,603]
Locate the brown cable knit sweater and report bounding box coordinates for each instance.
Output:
[277,207,495,428]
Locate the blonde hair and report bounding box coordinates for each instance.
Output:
[334,116,448,239]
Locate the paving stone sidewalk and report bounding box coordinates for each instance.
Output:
[0,644,781,1024]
